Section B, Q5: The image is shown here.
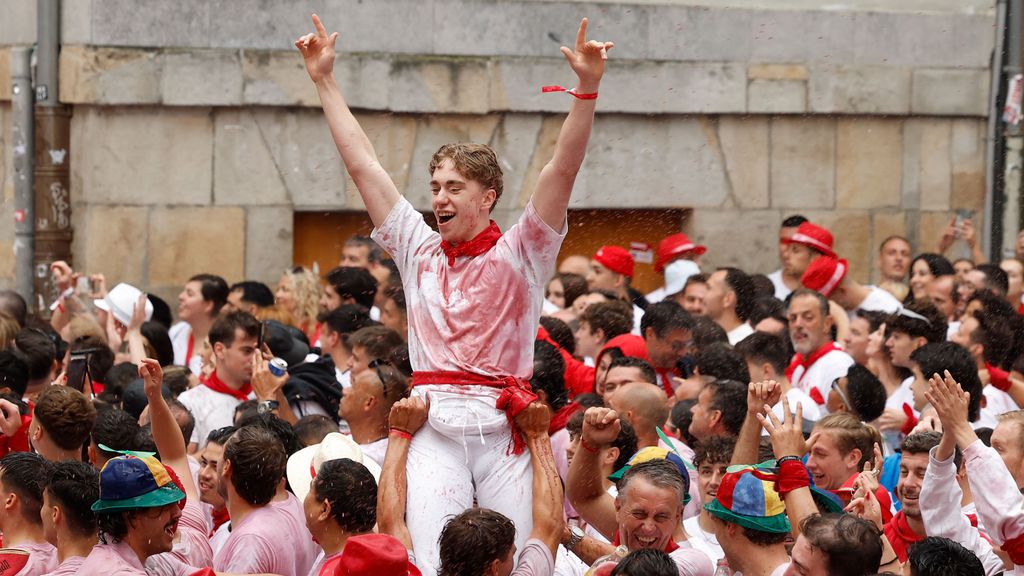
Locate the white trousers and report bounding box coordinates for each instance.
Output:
[406,385,534,576]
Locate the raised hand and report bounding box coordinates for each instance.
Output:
[925,370,970,434]
[138,358,163,398]
[747,380,782,416]
[389,397,428,436]
[250,351,287,402]
[50,261,76,293]
[582,407,621,448]
[295,14,339,84]
[559,18,614,89]
[757,396,808,459]
[515,401,552,439]
[127,292,147,333]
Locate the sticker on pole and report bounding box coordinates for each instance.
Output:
[14,210,25,223]
[1004,74,1023,126]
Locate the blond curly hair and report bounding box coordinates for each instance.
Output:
[280,267,322,335]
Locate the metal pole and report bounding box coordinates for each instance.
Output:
[33,0,72,311]
[987,0,1009,260]
[11,47,35,308]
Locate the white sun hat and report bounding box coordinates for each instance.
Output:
[286,432,382,502]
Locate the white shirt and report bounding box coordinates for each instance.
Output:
[765,387,822,431]
[359,437,388,468]
[982,386,1020,423]
[885,376,916,412]
[850,286,902,319]
[683,516,724,565]
[632,304,645,336]
[727,322,754,345]
[169,322,203,376]
[646,286,667,304]
[790,348,855,405]
[178,383,254,446]
[768,269,791,300]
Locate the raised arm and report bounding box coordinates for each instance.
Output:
[565,407,620,540]
[732,380,781,466]
[296,14,400,226]
[378,397,428,551]
[140,358,199,502]
[531,18,613,230]
[514,402,565,556]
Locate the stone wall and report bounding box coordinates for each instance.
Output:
[0,0,998,297]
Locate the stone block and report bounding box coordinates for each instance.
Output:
[59,46,162,105]
[388,59,490,114]
[748,9,849,64]
[748,64,808,81]
[748,79,806,113]
[836,118,902,210]
[489,58,576,113]
[61,0,93,45]
[433,0,545,58]
[919,211,959,257]
[318,0,435,55]
[911,68,990,117]
[70,106,213,206]
[691,209,780,274]
[648,6,752,62]
[902,119,952,212]
[347,112,419,207]
[405,115,502,209]
[769,117,836,209]
[537,2,651,61]
[808,65,911,114]
[488,114,544,210]
[853,11,992,69]
[161,51,243,106]
[241,50,319,107]
[92,0,211,48]
[334,56,392,111]
[148,206,245,286]
[719,116,769,209]
[75,205,149,287]
[951,119,986,216]
[245,206,293,285]
[871,211,909,279]
[801,210,872,283]
[213,110,289,206]
[517,116,563,208]
[251,108,347,210]
[0,50,9,103]
[572,116,730,209]
[0,0,35,45]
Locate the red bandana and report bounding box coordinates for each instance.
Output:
[549,402,583,434]
[785,342,842,384]
[203,370,252,402]
[440,221,502,266]
[883,511,925,562]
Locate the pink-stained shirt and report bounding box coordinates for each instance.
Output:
[214,492,317,576]
[371,197,565,380]
[919,445,1005,576]
[10,542,57,576]
[511,539,554,576]
[78,541,147,576]
[960,439,1024,574]
[145,499,213,576]
[39,555,84,576]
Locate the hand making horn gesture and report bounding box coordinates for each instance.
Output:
[560,18,614,90]
[295,14,339,84]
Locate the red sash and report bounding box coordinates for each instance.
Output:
[440,221,502,266]
[786,342,841,386]
[412,371,536,454]
[203,370,252,402]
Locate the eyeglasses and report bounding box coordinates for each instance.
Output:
[831,378,853,412]
[368,358,393,400]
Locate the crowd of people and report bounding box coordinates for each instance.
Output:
[0,12,1021,576]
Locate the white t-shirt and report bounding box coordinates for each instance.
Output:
[768,269,791,300]
[850,286,902,319]
[371,196,564,380]
[764,387,822,432]
[683,516,725,565]
[885,376,916,412]
[169,322,203,376]
[727,323,754,345]
[178,383,254,446]
[632,304,645,336]
[790,348,855,405]
[982,386,1020,423]
[359,437,388,468]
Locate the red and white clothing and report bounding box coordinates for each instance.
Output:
[787,344,854,410]
[169,323,203,377]
[4,541,57,576]
[767,269,792,300]
[372,196,565,576]
[919,445,1004,575]
[726,323,754,346]
[177,372,254,447]
[959,440,1024,574]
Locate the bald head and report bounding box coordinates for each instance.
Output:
[610,382,670,437]
[559,255,591,278]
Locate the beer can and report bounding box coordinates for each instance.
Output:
[269,357,288,377]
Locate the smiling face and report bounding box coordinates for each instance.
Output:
[615,477,682,552]
[804,429,859,490]
[178,281,210,324]
[697,460,728,504]
[131,502,182,558]
[198,442,226,508]
[430,159,495,244]
[897,451,929,519]
[909,260,935,301]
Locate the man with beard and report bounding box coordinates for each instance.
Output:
[786,289,854,407]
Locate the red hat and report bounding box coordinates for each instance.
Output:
[800,256,848,298]
[594,246,635,278]
[331,534,421,576]
[784,222,835,257]
[655,233,707,274]
[594,334,649,372]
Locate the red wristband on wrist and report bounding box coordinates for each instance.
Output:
[542,85,598,100]
[579,439,601,453]
[389,428,412,441]
[776,459,811,497]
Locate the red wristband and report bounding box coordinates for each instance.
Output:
[776,459,811,497]
[542,85,598,100]
[579,439,601,453]
[389,428,412,441]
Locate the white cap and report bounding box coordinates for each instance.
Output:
[664,259,701,297]
[94,283,153,326]
[286,432,382,502]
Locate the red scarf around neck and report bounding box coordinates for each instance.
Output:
[203,370,252,402]
[785,342,841,383]
[440,221,502,266]
[883,511,925,562]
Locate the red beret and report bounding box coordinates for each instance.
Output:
[784,222,835,257]
[655,233,706,274]
[594,246,635,278]
[800,255,848,297]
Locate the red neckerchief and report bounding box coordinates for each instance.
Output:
[211,507,230,533]
[203,370,252,402]
[440,221,502,266]
[186,333,195,366]
[549,403,582,434]
[883,511,925,562]
[611,530,679,553]
[785,342,841,384]
[987,363,1012,392]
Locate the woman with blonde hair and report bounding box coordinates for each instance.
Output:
[276,266,323,344]
[0,312,18,351]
